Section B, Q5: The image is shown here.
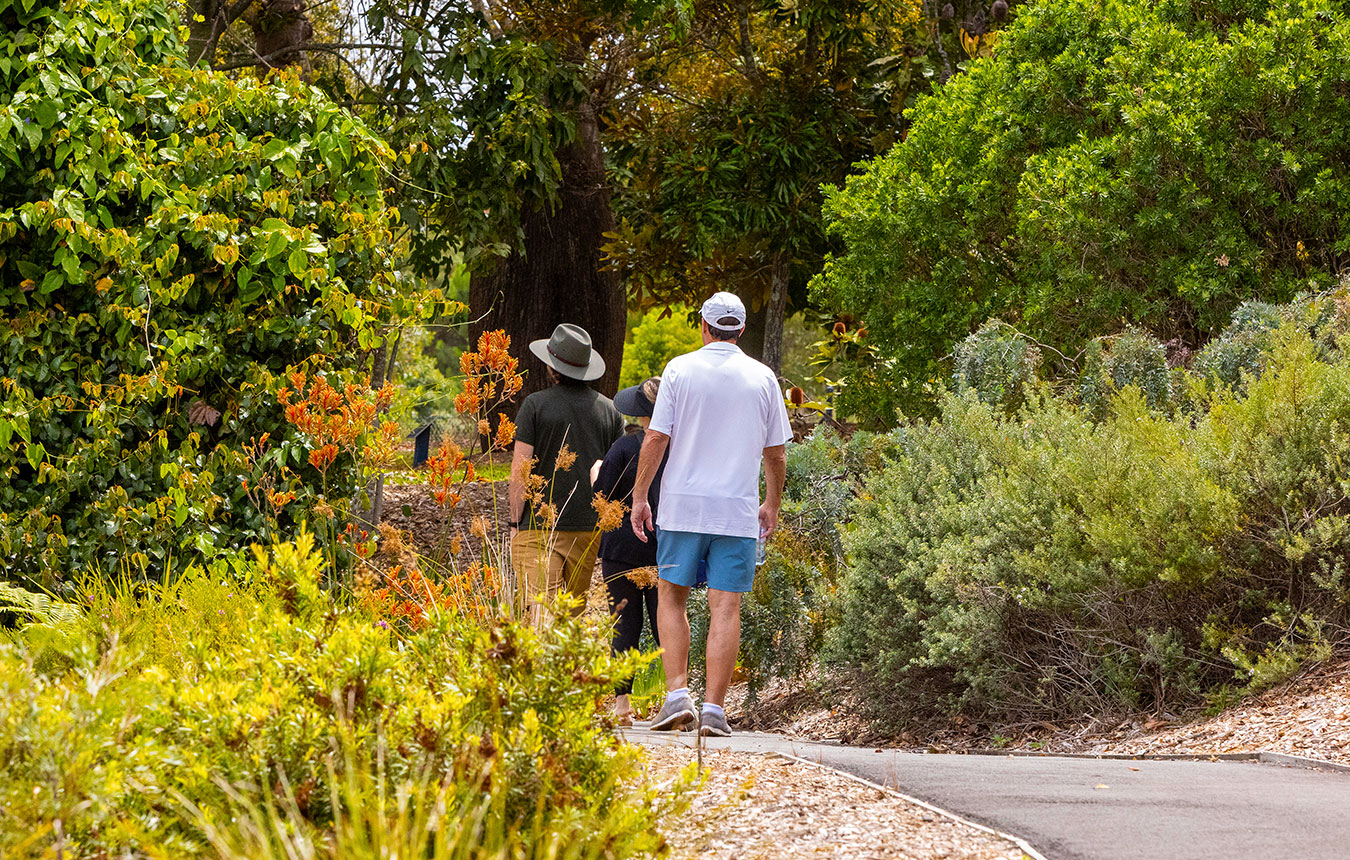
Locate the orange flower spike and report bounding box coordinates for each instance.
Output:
[309,443,339,471]
[289,371,307,390]
[493,416,516,451]
[464,462,477,483]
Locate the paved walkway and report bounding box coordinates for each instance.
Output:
[624,727,1350,860]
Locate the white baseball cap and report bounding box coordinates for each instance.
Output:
[701,291,747,329]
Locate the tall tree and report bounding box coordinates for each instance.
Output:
[814,0,1350,419]
[602,0,928,374]
[356,1,683,404]
[185,0,316,71]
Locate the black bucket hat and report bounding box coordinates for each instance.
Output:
[614,379,657,417]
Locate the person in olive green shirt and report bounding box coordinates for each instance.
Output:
[509,323,623,626]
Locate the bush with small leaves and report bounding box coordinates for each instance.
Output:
[1078,329,1172,416]
[952,320,1042,412]
[1192,300,1283,390]
[0,534,687,859]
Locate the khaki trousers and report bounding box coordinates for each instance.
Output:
[511,529,600,625]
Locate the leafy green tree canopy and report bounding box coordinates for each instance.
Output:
[814,0,1350,419]
[0,0,411,583]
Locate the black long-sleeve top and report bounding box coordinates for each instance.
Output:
[594,428,667,568]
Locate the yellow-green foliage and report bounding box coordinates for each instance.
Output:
[0,535,688,859]
[0,0,424,585]
[619,309,703,390]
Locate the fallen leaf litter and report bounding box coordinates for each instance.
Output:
[642,744,1027,860]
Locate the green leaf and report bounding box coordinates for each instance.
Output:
[287,247,307,278]
[265,230,288,260]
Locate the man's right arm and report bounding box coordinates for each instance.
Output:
[630,429,670,542]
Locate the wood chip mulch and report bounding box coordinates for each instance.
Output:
[736,660,1350,767]
[1073,659,1350,764]
[642,745,1027,860]
[382,477,510,570]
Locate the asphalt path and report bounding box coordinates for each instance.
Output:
[624,727,1350,860]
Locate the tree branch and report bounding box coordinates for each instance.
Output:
[736,0,764,83]
[470,0,503,38]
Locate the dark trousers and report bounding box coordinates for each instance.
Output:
[602,559,660,696]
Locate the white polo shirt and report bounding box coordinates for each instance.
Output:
[649,342,793,539]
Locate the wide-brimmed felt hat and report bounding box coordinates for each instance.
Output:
[529,323,606,381]
[614,381,656,417]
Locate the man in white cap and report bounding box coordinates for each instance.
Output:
[510,323,624,627]
[630,292,792,736]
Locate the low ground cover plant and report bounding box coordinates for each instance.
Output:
[0,534,687,859]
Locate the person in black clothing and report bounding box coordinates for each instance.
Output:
[591,376,666,726]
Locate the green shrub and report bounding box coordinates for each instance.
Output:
[952,320,1042,412]
[688,428,891,703]
[828,387,1249,721]
[0,0,416,586]
[1078,329,1173,415]
[813,0,1350,418]
[1192,300,1283,389]
[826,318,1350,725]
[0,534,686,859]
[619,308,703,390]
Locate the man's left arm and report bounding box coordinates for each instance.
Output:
[759,444,787,537]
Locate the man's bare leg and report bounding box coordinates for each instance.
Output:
[703,588,742,707]
[656,579,691,691]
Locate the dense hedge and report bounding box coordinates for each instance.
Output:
[826,293,1350,723]
[814,0,1350,420]
[0,0,411,584]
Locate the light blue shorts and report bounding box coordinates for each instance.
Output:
[656,528,756,593]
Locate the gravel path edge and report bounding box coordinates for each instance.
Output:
[769,751,1049,860]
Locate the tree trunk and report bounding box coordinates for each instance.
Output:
[186,0,225,67]
[470,96,626,417]
[761,250,790,376]
[248,0,314,74]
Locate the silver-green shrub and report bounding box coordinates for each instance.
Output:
[952,320,1042,413]
[1078,329,1173,416]
[828,328,1350,723]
